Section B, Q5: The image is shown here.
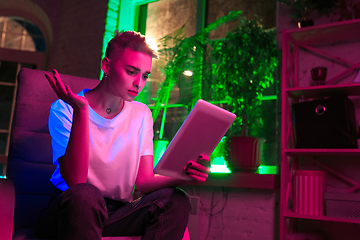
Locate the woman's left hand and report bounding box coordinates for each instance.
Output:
[184,154,211,182]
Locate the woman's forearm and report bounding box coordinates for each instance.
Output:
[59,106,89,187]
[135,174,188,195]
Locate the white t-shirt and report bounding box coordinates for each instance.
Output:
[49,89,153,202]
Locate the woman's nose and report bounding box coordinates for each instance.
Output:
[133,78,140,89]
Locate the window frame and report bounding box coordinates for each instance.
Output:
[0,14,48,176]
[102,0,279,174]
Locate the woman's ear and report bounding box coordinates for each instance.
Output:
[102,57,110,75]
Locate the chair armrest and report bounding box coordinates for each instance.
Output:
[0,179,15,240]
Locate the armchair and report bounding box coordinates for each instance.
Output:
[0,68,189,240]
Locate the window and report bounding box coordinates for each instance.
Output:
[145,0,198,144]
[0,16,46,176]
[103,0,278,172]
[0,16,45,52]
[144,0,278,170]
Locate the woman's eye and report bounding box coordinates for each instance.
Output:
[143,75,149,80]
[127,70,135,75]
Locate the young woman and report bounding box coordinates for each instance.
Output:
[36,31,210,240]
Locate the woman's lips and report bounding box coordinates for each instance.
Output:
[128,90,138,96]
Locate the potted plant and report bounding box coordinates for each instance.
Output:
[279,0,316,27]
[152,11,242,122]
[210,16,279,172]
[151,11,242,165]
[278,0,338,28]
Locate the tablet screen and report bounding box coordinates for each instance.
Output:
[153,99,236,180]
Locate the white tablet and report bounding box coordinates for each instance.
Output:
[153,99,236,180]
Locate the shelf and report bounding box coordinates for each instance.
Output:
[285,82,360,100]
[284,148,360,156]
[286,19,360,46]
[192,172,279,189]
[281,19,360,239]
[284,210,360,224]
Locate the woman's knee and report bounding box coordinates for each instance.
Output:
[37,184,107,238]
[172,188,191,212]
[61,183,105,211]
[154,188,191,213]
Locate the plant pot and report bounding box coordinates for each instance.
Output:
[311,67,327,86]
[298,19,314,28]
[227,136,263,172]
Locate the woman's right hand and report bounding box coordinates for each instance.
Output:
[45,69,88,110]
[184,154,211,183]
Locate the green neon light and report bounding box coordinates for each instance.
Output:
[256,165,277,174]
[261,95,277,101]
[210,138,229,173]
[108,1,119,12]
[210,164,231,173]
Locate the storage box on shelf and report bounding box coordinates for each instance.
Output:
[293,170,326,216]
[280,18,360,240]
[292,96,358,149]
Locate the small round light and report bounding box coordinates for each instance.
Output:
[183,70,193,76]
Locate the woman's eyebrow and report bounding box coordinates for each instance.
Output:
[125,65,140,71]
[126,65,151,74]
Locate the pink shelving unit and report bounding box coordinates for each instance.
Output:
[280,19,360,240]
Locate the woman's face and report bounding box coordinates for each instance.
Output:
[103,48,152,101]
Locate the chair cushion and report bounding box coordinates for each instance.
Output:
[7,68,100,231]
[8,69,142,240]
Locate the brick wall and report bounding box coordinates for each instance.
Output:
[182,186,278,240]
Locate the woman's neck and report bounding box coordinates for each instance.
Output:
[84,86,125,119]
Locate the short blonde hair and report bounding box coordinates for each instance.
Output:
[105,30,158,60]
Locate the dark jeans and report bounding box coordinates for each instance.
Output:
[36,183,191,240]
